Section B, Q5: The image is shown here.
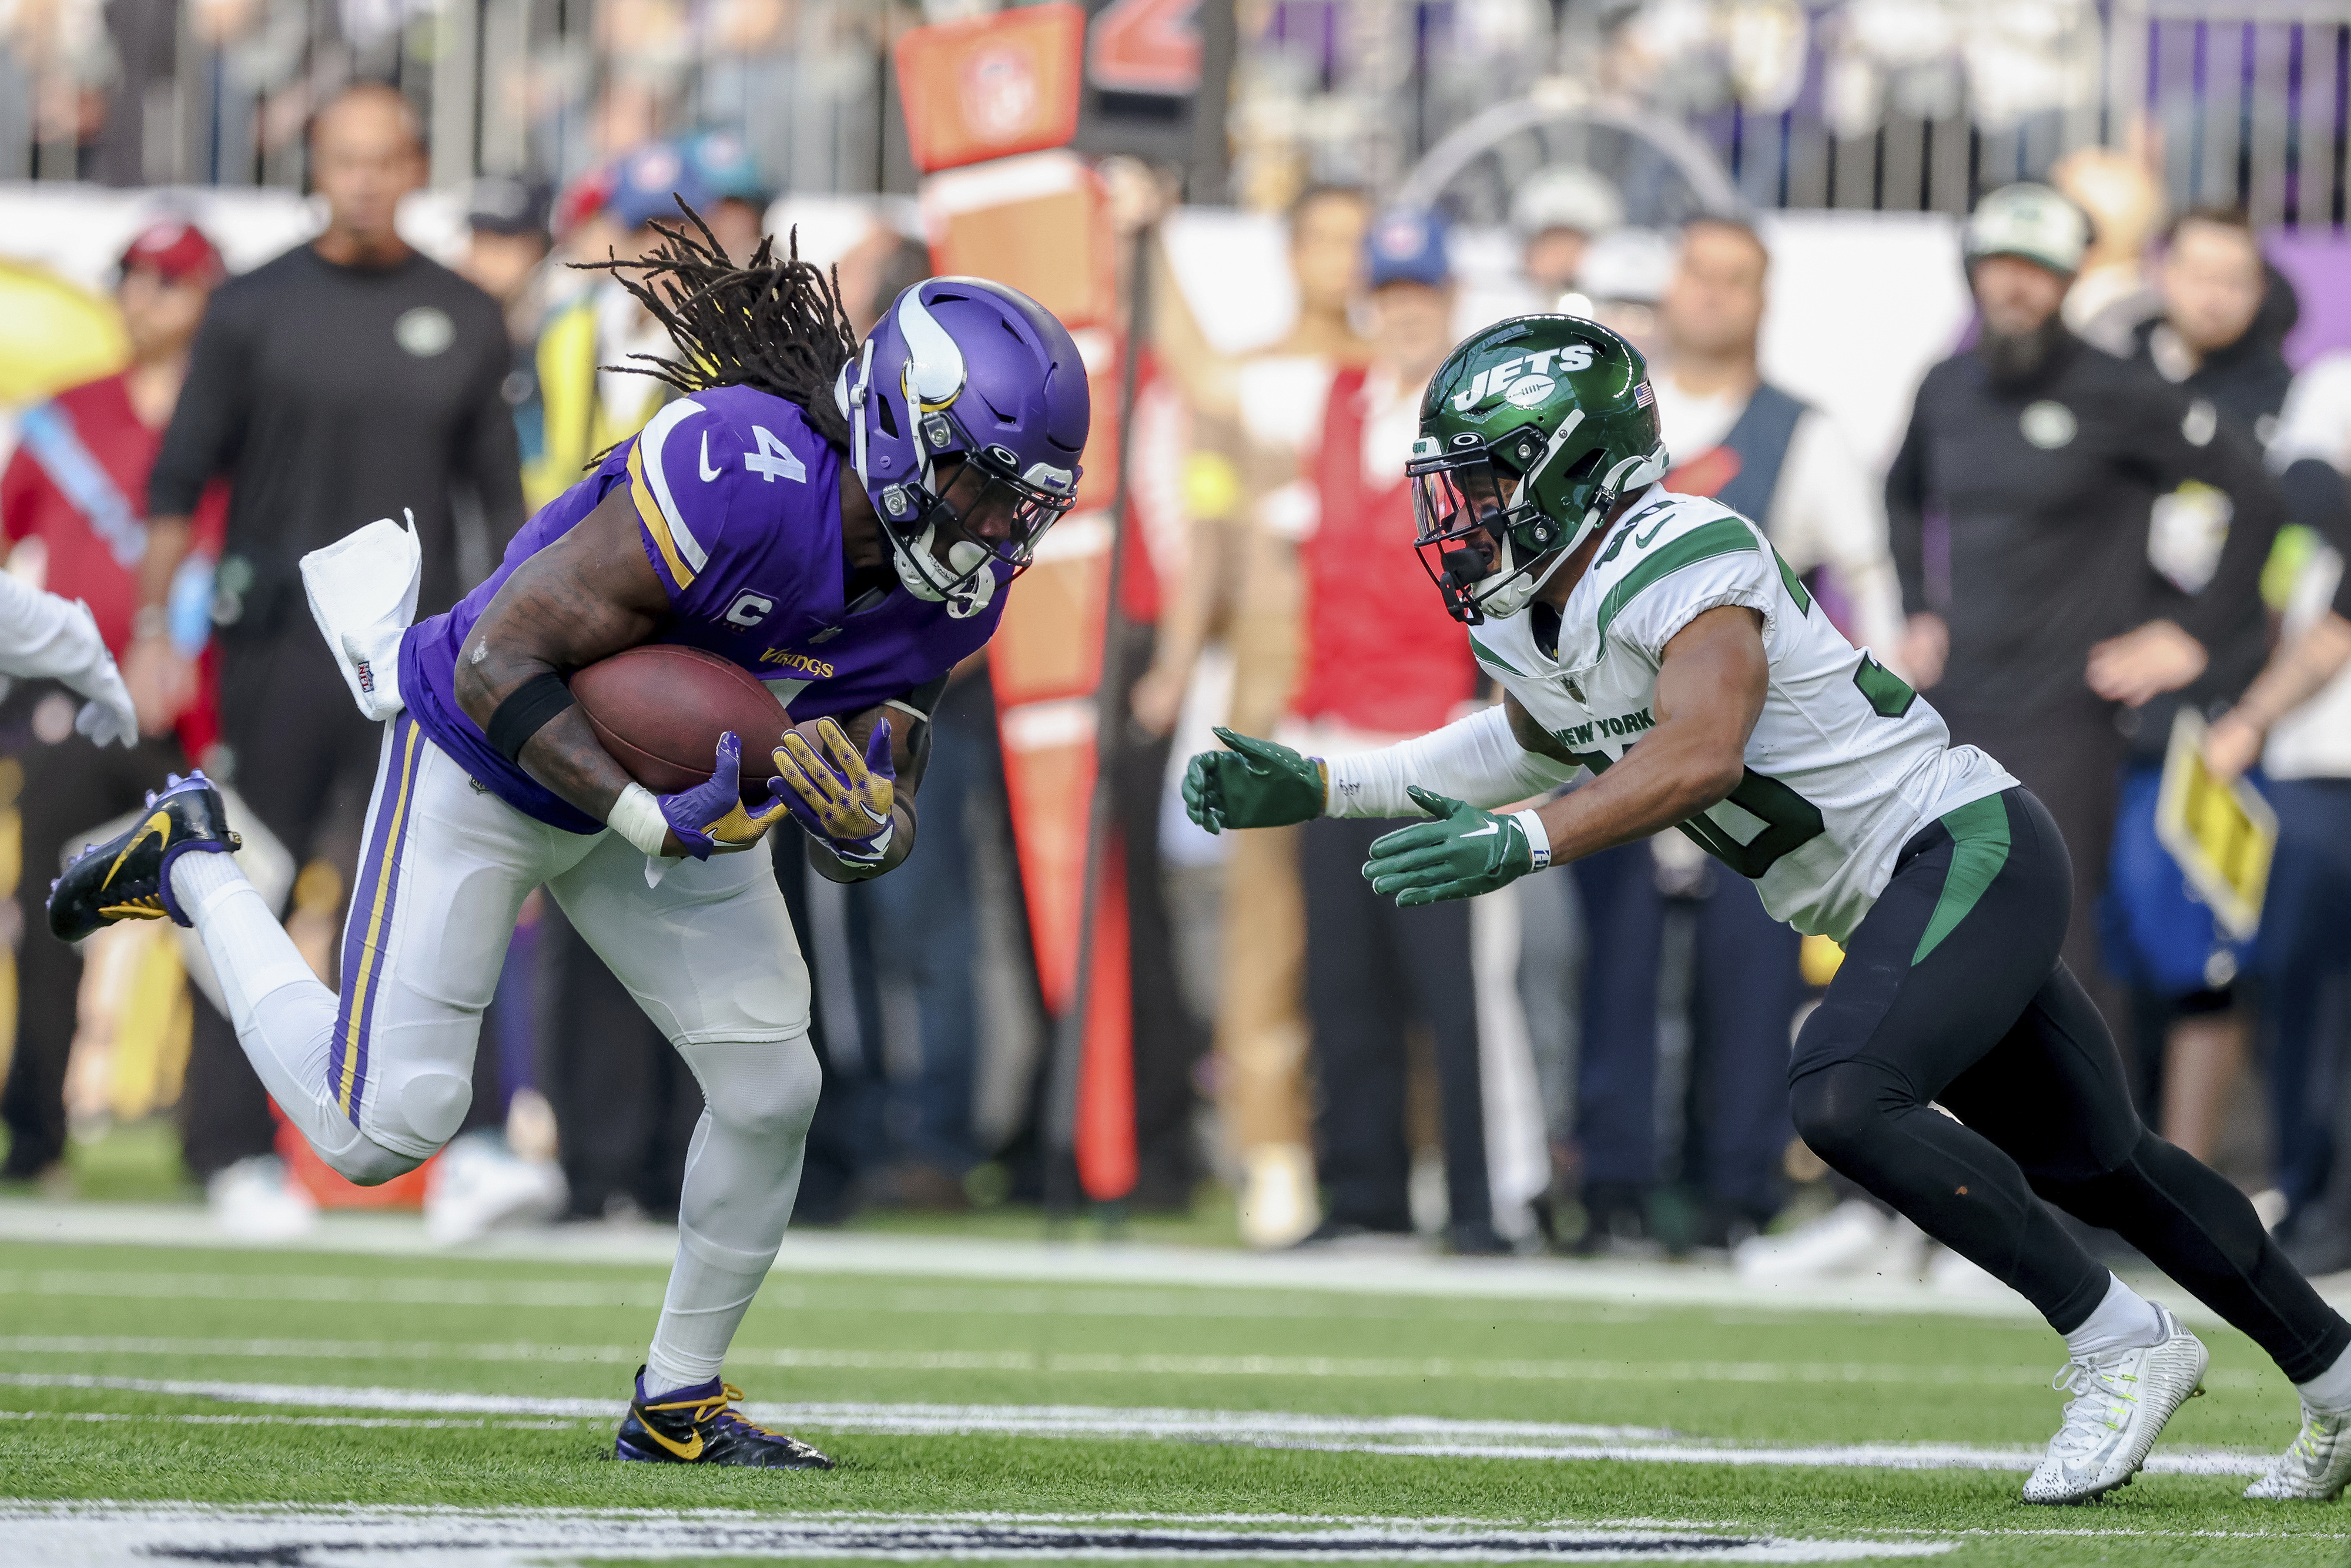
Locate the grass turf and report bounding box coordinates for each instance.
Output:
[2,1235,2349,1564]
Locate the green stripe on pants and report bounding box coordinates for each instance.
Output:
[1913,793,2011,966]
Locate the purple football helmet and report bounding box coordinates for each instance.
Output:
[835,277,1090,619]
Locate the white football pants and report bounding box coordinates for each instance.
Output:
[170,712,819,1390]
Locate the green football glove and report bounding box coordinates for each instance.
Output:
[1181,726,1327,833]
[1362,786,1542,907]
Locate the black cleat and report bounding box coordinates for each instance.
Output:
[48,771,240,942]
[614,1366,834,1469]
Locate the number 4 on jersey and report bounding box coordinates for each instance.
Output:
[745,425,806,484]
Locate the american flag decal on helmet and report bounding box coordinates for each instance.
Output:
[1633,381,1654,408]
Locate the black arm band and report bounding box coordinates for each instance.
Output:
[487,671,577,763]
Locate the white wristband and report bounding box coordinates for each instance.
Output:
[608,782,671,857]
[1511,808,1552,871]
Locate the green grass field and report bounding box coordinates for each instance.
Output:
[4,1225,2351,1564]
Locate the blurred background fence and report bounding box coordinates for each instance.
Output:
[10,1,2351,225]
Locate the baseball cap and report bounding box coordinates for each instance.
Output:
[1964,183,2092,277]
[606,142,715,232]
[1366,207,1451,289]
[464,176,551,238]
[682,130,768,205]
[1574,226,1675,305]
[1511,166,1625,239]
[119,218,223,284]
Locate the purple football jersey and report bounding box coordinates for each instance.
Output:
[401,384,1006,833]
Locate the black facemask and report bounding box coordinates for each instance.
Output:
[1977,310,2071,390]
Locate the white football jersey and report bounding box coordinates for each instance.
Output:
[1469,485,2015,942]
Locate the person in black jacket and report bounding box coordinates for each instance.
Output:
[125,82,524,1221]
[1887,184,2286,1040]
[2106,209,2307,1161]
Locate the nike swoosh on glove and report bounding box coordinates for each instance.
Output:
[772,716,896,867]
[1361,785,1535,906]
[1181,726,1326,833]
[662,733,792,860]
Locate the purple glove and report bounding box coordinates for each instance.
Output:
[660,733,791,860]
[771,716,896,868]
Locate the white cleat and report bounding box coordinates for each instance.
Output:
[206,1154,319,1242]
[1732,1200,1926,1285]
[2022,1306,2208,1505]
[2243,1403,2351,1500]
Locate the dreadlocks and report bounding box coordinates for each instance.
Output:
[578,202,859,451]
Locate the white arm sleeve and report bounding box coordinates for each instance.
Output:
[0,575,139,746]
[0,574,114,692]
[1322,703,1579,819]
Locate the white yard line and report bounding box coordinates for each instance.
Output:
[0,1267,1697,1325]
[0,1197,2113,1322]
[0,1373,2285,1477]
[6,1330,2262,1388]
[0,1501,1955,1564]
[0,1409,584,1430]
[14,1197,2349,1331]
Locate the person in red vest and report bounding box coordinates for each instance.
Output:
[0,217,230,1190]
[1282,210,1506,1253]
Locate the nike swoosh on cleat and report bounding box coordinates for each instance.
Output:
[633,1416,704,1461]
[105,811,173,887]
[699,433,721,483]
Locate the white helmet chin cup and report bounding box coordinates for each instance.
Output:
[889,527,998,619]
[892,524,949,602]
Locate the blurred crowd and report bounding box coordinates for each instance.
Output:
[2,83,2349,1293]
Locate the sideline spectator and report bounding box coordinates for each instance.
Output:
[1285,210,1503,1255]
[2108,209,2298,1162]
[1512,166,1624,306]
[1131,183,1373,1247]
[457,178,555,568]
[525,143,712,511]
[1886,183,2285,1038]
[132,83,524,1224]
[1653,220,1906,661]
[2207,347,2351,1258]
[681,130,771,262]
[2052,147,2167,357]
[0,219,228,1190]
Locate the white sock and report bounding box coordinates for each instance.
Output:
[644,1219,780,1395]
[170,851,408,1182]
[2064,1274,2168,1362]
[2296,1343,2351,1415]
[642,1039,819,1396]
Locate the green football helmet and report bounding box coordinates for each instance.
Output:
[1408,316,1669,624]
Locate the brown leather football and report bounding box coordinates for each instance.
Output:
[570,645,789,801]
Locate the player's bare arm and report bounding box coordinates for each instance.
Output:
[453,484,677,841]
[1515,603,1766,861]
[123,511,199,732]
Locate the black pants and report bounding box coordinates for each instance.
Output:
[2,685,208,1176]
[1789,786,2350,1381]
[179,636,384,1178]
[1941,709,2126,1038]
[1302,815,1491,1232]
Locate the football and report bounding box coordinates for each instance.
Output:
[570,644,790,802]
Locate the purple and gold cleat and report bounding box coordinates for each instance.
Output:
[615,1366,833,1470]
[47,771,239,942]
